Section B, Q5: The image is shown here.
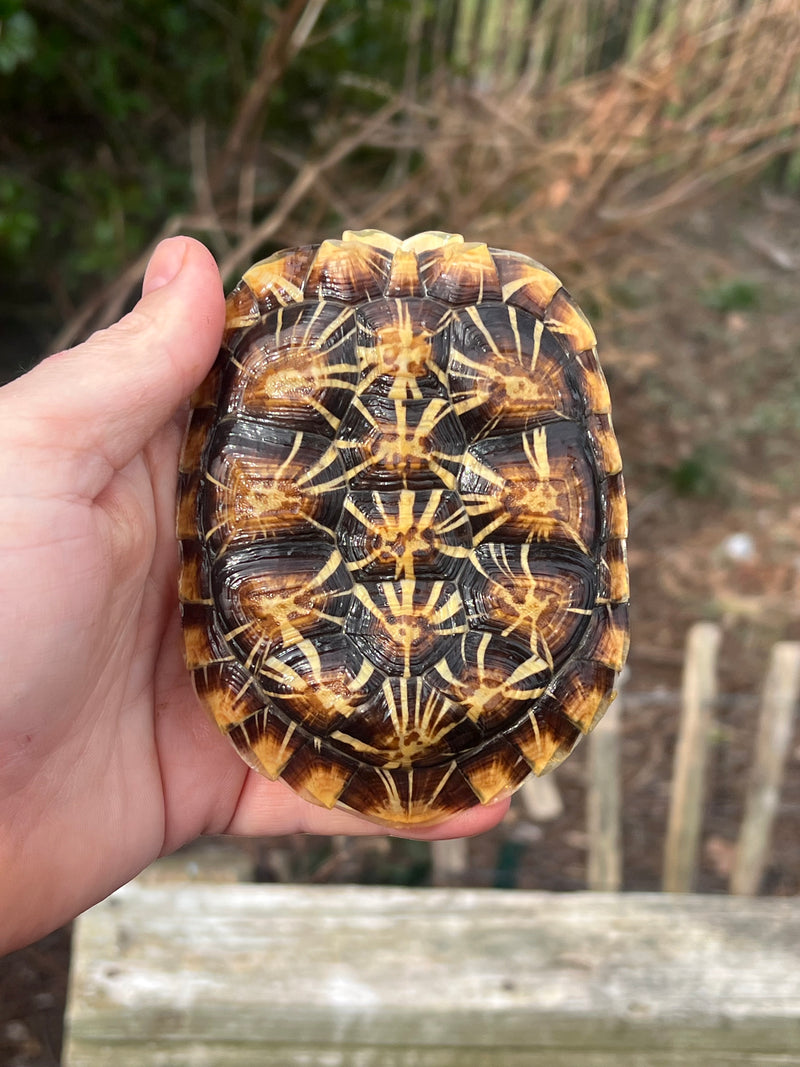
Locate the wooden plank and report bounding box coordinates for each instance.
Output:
[587,676,624,890]
[662,622,721,892]
[64,886,800,1065]
[731,642,800,895]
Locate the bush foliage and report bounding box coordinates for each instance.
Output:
[0,0,423,361]
[1,0,799,369]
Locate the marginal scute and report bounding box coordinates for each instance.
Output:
[280,742,356,809]
[305,238,391,303]
[458,737,531,804]
[587,412,623,477]
[176,471,201,539]
[179,407,217,475]
[181,602,222,670]
[195,661,265,728]
[228,705,305,779]
[343,229,402,254]
[223,281,260,334]
[506,705,581,775]
[544,287,598,354]
[401,231,464,253]
[187,363,224,413]
[544,658,618,734]
[493,249,562,318]
[242,245,316,312]
[604,472,629,540]
[419,240,503,305]
[579,601,631,673]
[177,537,208,604]
[572,348,611,415]
[600,538,630,604]
[179,229,628,828]
[337,759,479,826]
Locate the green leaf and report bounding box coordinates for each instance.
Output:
[0,9,36,74]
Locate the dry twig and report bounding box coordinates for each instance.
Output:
[56,0,800,344]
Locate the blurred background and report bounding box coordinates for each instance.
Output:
[1,0,799,1062]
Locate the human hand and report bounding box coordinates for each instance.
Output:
[0,237,507,954]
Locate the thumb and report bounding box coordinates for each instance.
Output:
[4,237,225,478]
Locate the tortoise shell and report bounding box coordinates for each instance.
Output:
[177,230,629,828]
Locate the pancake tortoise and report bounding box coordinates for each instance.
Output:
[177,229,629,828]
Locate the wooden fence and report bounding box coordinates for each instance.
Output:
[591,624,799,897]
[63,623,800,1064]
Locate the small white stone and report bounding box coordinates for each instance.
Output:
[3,1019,30,1043]
[721,532,756,562]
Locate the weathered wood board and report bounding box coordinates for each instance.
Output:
[64,886,800,1066]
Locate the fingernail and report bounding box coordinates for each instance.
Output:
[142,237,188,295]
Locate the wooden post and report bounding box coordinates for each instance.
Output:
[662,622,721,893]
[519,773,564,822]
[430,837,470,886]
[587,674,625,891]
[730,641,800,896]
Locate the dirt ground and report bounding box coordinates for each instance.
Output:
[2,192,799,1066]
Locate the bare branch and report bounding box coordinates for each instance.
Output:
[212,0,329,194]
[218,98,404,282]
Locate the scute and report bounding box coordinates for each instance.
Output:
[178,229,629,828]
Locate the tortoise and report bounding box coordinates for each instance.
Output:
[177,229,629,829]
